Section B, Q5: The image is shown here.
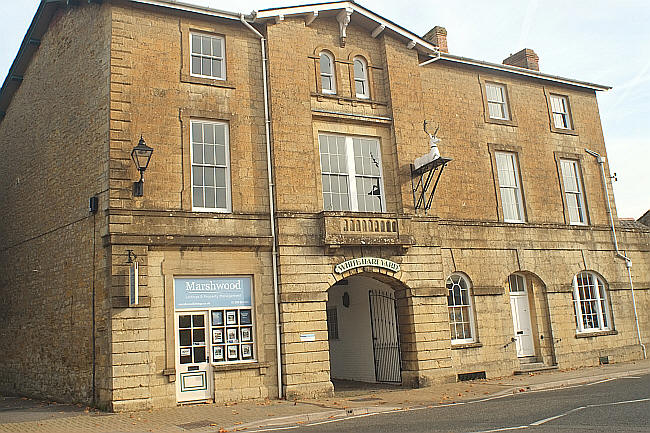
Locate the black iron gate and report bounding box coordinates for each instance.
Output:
[368,289,402,383]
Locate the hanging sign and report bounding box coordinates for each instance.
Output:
[334,257,400,274]
[129,262,139,307]
[174,277,252,310]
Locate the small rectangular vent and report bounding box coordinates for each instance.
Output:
[599,356,610,365]
[458,371,486,381]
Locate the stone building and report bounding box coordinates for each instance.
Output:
[0,0,648,412]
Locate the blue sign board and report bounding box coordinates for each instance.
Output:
[174,277,252,310]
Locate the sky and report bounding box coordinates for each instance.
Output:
[1,0,648,219]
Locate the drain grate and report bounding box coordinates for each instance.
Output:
[348,397,383,402]
[177,420,217,430]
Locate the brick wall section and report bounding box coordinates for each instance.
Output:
[0,3,111,406]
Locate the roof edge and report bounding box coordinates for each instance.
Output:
[254,1,611,92]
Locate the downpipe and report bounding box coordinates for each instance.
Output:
[585,149,646,359]
[241,15,284,397]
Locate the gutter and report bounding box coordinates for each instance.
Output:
[585,148,646,359]
[239,15,284,399]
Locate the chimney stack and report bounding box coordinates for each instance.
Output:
[423,26,448,53]
[503,48,539,71]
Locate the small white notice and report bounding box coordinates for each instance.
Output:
[300,333,316,342]
[129,261,139,306]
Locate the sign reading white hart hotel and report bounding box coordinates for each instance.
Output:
[334,257,400,274]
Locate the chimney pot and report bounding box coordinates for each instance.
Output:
[503,48,539,71]
[423,26,448,53]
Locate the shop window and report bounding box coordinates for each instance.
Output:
[191,120,231,212]
[559,159,587,225]
[353,56,370,99]
[190,33,225,80]
[446,273,476,344]
[319,134,385,212]
[572,272,612,333]
[210,307,255,363]
[320,51,336,94]
[494,151,526,222]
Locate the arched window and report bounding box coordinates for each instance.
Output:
[320,52,336,94]
[446,273,476,344]
[353,57,369,99]
[572,272,612,333]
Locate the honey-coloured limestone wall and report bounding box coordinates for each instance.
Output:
[0,3,112,406]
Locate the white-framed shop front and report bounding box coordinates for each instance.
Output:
[173,276,257,403]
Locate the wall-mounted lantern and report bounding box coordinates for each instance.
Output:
[131,135,154,197]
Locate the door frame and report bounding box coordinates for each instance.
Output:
[508,273,536,358]
[174,310,213,403]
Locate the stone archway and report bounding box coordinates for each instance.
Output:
[326,269,413,387]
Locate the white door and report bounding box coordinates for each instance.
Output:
[508,274,535,357]
[175,311,213,403]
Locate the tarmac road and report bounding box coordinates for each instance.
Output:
[259,373,650,433]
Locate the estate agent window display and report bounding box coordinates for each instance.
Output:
[175,277,257,366]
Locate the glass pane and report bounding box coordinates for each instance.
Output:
[192,144,203,164]
[216,167,226,187]
[201,36,211,55]
[204,124,215,144]
[214,124,226,145]
[215,145,226,166]
[193,329,205,343]
[320,153,330,172]
[202,58,211,76]
[213,59,223,78]
[204,167,215,187]
[192,315,204,327]
[191,55,201,74]
[204,144,215,165]
[216,188,227,208]
[212,38,222,57]
[179,329,191,346]
[179,315,192,328]
[191,35,201,54]
[192,168,203,186]
[204,187,216,208]
[193,187,204,208]
[354,59,364,78]
[193,346,206,363]
[323,193,332,210]
[356,80,364,95]
[191,122,203,143]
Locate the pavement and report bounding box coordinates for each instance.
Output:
[1,359,649,433]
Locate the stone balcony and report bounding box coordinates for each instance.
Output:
[320,211,413,248]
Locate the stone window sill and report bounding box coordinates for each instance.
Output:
[486,117,517,127]
[451,342,483,350]
[212,361,270,375]
[575,329,618,339]
[181,74,236,89]
[550,127,578,136]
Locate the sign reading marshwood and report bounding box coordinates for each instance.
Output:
[334,257,400,274]
[174,277,252,309]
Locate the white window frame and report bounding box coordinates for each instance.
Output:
[190,33,225,80]
[494,151,525,223]
[572,272,612,333]
[446,273,476,344]
[318,134,386,213]
[320,52,336,94]
[485,83,510,120]
[353,57,370,99]
[550,94,572,130]
[560,159,587,225]
[190,119,232,213]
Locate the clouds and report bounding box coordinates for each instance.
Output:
[1,0,647,217]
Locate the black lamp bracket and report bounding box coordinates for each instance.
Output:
[126,250,137,264]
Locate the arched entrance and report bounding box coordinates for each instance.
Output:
[507,272,556,366]
[326,274,402,384]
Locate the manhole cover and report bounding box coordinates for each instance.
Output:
[177,420,217,430]
[348,397,383,402]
